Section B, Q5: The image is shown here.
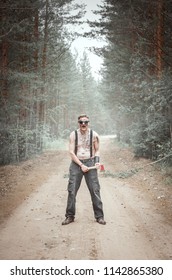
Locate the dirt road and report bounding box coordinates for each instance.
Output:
[0,136,172,260]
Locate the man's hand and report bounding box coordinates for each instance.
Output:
[81,164,89,173]
[95,162,100,169]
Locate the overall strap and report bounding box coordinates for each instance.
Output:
[74,130,78,155]
[90,129,93,157]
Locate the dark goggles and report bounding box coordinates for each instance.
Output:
[78,120,89,125]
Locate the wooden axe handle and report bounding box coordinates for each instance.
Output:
[87,164,105,171]
[87,166,98,170]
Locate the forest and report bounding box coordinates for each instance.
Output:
[0,0,172,166]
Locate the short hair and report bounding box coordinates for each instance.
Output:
[78,114,89,120]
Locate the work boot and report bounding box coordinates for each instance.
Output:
[62,216,74,225]
[96,217,106,225]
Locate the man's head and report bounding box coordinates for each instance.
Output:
[78,114,89,133]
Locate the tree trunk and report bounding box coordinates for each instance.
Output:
[169,102,172,148]
[156,0,164,79]
[1,0,9,123]
[40,0,49,126]
[1,39,8,109]
[33,9,41,151]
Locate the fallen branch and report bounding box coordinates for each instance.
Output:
[137,153,172,169]
[101,153,172,179]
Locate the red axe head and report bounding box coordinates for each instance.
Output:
[100,164,105,171]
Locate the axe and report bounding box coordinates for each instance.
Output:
[88,164,105,171]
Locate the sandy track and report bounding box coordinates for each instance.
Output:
[0,136,171,260]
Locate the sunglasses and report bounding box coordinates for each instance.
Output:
[78,120,89,125]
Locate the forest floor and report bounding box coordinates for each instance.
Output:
[0,136,172,260]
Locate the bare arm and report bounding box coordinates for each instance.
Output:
[94,134,100,157]
[94,133,101,167]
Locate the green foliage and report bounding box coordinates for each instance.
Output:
[0,124,41,164]
[89,0,172,165]
[0,0,89,165]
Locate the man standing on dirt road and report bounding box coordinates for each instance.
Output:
[62,114,106,225]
